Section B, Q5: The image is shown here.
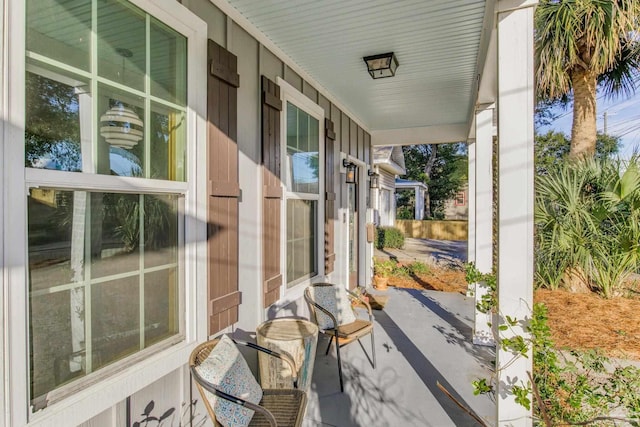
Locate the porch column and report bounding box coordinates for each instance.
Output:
[473,105,495,346]
[467,140,476,265]
[496,1,535,425]
[414,186,422,220]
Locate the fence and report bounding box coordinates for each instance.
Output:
[395,220,467,241]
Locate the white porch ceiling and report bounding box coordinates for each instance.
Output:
[223,0,490,145]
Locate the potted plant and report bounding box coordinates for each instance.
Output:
[373,259,395,290]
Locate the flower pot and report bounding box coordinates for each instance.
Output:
[373,275,389,290]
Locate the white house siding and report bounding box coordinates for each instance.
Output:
[379,170,397,226]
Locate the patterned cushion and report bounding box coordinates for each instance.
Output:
[310,284,357,330]
[195,335,263,427]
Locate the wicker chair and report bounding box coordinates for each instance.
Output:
[189,336,307,427]
[304,283,376,392]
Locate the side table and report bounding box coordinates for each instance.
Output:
[256,318,318,393]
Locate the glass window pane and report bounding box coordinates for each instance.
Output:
[287,103,319,194]
[28,190,85,290]
[144,194,179,268]
[26,0,91,71]
[25,71,86,172]
[286,199,317,286]
[144,268,178,346]
[97,0,146,91]
[150,103,186,181]
[98,83,145,177]
[150,18,187,105]
[28,189,181,402]
[91,193,141,278]
[91,276,140,370]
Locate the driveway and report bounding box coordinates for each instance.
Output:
[374,238,467,266]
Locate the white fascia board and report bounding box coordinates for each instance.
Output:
[497,0,539,12]
[371,123,468,146]
[396,181,428,191]
[208,0,369,132]
[466,0,496,138]
[375,160,406,176]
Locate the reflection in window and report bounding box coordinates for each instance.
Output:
[286,199,317,286]
[25,72,82,171]
[28,189,180,403]
[286,102,319,194]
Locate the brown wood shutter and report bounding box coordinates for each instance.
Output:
[261,76,283,307]
[324,118,336,273]
[207,40,241,334]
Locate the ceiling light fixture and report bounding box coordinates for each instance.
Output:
[363,52,399,79]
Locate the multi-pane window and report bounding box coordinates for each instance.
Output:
[25,0,187,408]
[285,101,321,287]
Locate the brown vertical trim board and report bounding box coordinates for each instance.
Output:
[261,76,283,307]
[325,118,337,273]
[207,39,241,335]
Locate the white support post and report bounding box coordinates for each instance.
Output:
[474,106,495,346]
[467,141,476,297]
[467,141,476,263]
[496,2,535,425]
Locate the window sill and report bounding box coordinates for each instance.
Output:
[27,338,197,427]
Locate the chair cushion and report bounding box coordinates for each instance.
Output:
[195,335,263,427]
[310,284,357,330]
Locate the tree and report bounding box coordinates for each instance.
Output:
[535,0,640,158]
[535,130,620,175]
[400,143,467,219]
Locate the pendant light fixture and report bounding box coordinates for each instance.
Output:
[99,48,143,150]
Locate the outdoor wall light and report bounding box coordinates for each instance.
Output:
[368,170,380,189]
[363,52,399,79]
[343,159,357,184]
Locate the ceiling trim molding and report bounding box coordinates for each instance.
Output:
[371,124,468,146]
[208,0,370,132]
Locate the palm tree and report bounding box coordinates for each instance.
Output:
[535,0,640,158]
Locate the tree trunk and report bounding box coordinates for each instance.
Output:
[424,145,437,218]
[569,68,597,159]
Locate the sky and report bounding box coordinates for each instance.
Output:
[537,91,640,159]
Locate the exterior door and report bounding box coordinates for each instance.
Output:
[348,183,359,289]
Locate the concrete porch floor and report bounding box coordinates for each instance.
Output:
[302,286,495,427]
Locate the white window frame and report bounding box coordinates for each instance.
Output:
[277,77,325,304]
[3,0,207,425]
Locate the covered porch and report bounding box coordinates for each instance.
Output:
[304,286,495,426]
[217,0,538,423]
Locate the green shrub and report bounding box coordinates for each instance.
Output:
[535,156,640,297]
[375,226,405,249]
[373,259,395,278]
[408,261,430,275]
[396,206,414,220]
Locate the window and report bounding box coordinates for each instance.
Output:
[281,83,324,289]
[455,190,466,206]
[25,0,189,409]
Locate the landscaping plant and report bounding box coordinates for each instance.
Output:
[535,156,640,297]
[466,265,640,425]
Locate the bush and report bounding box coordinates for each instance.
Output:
[535,156,640,297]
[408,261,430,275]
[375,226,405,249]
[373,259,396,278]
[396,206,414,220]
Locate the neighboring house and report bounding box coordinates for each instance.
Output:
[372,146,406,226]
[395,178,429,220]
[0,0,538,425]
[443,183,469,220]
